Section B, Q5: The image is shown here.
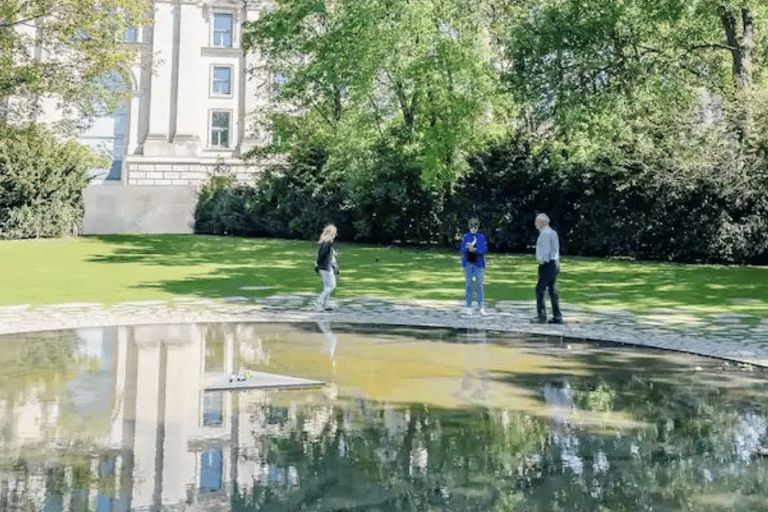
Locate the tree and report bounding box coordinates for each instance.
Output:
[0,121,98,239]
[241,0,517,189]
[506,0,768,166]
[0,0,151,126]
[500,0,768,263]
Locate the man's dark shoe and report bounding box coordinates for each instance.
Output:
[548,317,564,324]
[530,317,547,324]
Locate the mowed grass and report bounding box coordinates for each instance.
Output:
[0,234,766,320]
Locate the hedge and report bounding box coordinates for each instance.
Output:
[195,143,768,265]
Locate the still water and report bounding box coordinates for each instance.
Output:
[2,322,768,511]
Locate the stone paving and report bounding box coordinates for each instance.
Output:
[1,293,767,367]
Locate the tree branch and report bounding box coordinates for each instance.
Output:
[686,43,736,53]
[0,6,54,29]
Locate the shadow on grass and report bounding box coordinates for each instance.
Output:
[87,234,481,301]
[85,235,768,317]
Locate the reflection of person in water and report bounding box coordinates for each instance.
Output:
[543,379,574,425]
[458,328,489,403]
[317,321,337,374]
[542,379,583,475]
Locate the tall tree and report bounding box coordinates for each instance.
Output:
[0,0,151,125]
[242,0,517,187]
[506,0,768,168]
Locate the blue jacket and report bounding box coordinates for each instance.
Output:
[461,232,487,267]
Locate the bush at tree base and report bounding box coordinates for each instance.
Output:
[194,142,768,265]
[194,149,354,240]
[0,122,94,239]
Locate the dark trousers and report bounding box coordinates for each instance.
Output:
[536,261,562,320]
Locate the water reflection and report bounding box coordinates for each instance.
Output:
[317,321,337,374]
[1,323,768,511]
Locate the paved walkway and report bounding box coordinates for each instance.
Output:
[1,294,767,367]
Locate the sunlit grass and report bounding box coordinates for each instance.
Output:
[0,234,765,320]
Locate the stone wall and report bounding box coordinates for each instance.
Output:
[84,157,276,234]
[125,159,261,186]
[82,183,199,234]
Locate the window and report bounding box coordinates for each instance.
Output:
[212,13,233,47]
[125,26,139,43]
[200,447,223,493]
[74,28,90,41]
[210,111,231,148]
[79,72,129,181]
[202,391,224,427]
[271,70,287,97]
[211,66,232,96]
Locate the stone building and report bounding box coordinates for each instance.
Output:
[81,0,272,234]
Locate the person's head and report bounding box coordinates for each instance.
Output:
[320,224,337,242]
[535,213,549,231]
[468,217,480,234]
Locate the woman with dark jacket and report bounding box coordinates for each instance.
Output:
[314,224,338,310]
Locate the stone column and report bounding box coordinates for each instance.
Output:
[171,0,205,155]
[142,1,175,155]
[162,324,204,506]
[130,327,162,510]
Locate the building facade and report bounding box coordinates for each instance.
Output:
[81,0,273,233]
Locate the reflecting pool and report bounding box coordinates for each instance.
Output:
[2,322,768,511]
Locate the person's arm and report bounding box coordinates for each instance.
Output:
[551,231,560,261]
[461,234,470,256]
[476,234,488,255]
[535,232,547,263]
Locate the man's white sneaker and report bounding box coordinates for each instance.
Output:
[479,308,488,316]
[463,307,473,315]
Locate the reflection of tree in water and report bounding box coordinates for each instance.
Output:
[529,373,768,512]
[233,401,548,511]
[233,368,768,512]
[3,324,768,511]
[0,332,80,401]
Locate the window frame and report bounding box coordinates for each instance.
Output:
[209,110,232,149]
[211,12,235,48]
[124,26,139,43]
[210,64,234,97]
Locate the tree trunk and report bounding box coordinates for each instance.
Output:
[719,6,754,143]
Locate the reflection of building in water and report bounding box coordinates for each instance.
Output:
[0,323,308,511]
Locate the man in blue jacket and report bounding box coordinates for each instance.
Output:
[461,217,488,316]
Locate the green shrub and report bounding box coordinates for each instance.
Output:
[194,174,242,235]
[0,122,94,239]
[194,149,353,240]
[194,139,768,264]
[450,141,768,263]
[348,147,443,245]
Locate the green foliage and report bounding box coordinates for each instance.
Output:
[194,174,244,236]
[0,0,151,120]
[347,145,444,244]
[0,122,95,239]
[195,149,353,240]
[453,139,768,263]
[248,149,352,239]
[242,0,514,188]
[576,381,616,412]
[234,0,768,264]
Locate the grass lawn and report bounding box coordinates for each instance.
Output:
[0,234,766,320]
